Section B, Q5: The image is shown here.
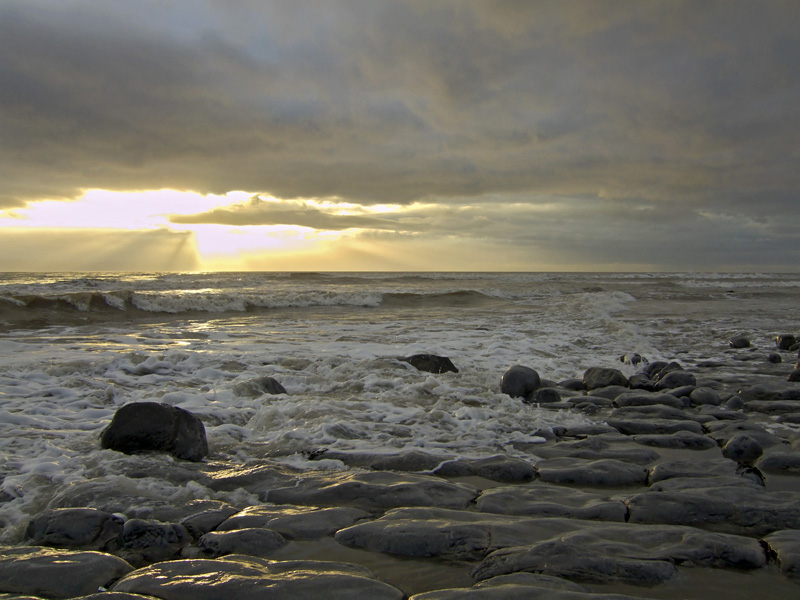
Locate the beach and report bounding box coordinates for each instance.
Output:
[1,271,800,598]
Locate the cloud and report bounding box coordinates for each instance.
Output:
[1,0,798,270]
[170,196,398,231]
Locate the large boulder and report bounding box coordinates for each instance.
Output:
[100,402,208,462]
[777,334,797,350]
[500,366,541,400]
[582,367,629,391]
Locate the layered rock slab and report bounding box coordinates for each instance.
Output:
[475,485,627,522]
[471,523,766,584]
[0,546,133,599]
[265,471,478,510]
[626,485,800,536]
[111,555,404,600]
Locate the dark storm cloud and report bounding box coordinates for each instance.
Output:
[1,0,798,268]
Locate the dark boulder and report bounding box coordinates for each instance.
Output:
[401,354,458,374]
[582,367,629,391]
[500,365,541,400]
[768,352,783,364]
[777,334,797,350]
[788,369,800,382]
[100,402,208,462]
[729,335,751,349]
[721,434,764,464]
[654,370,696,390]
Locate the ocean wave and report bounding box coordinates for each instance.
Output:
[0,287,511,327]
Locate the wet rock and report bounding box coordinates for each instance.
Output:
[217,505,369,540]
[607,418,704,436]
[472,523,765,584]
[111,555,404,600]
[610,404,710,423]
[117,519,191,566]
[232,376,286,397]
[335,510,583,560]
[535,458,648,486]
[628,373,656,391]
[587,385,631,400]
[434,456,536,482]
[531,437,659,465]
[45,482,222,524]
[402,354,458,374]
[532,387,561,404]
[729,335,751,348]
[265,471,478,510]
[100,402,208,462]
[619,353,646,366]
[737,383,800,402]
[410,582,647,599]
[582,367,629,391]
[0,547,133,599]
[726,396,745,410]
[788,370,800,382]
[24,508,124,551]
[558,379,586,391]
[768,352,783,364]
[204,462,297,496]
[474,572,587,591]
[633,431,717,450]
[654,370,697,390]
[747,400,800,415]
[647,459,740,484]
[312,449,453,472]
[689,387,722,406]
[648,475,763,492]
[762,529,800,577]
[74,593,164,600]
[626,486,800,535]
[704,421,786,449]
[475,485,627,522]
[756,452,800,474]
[643,361,669,377]
[613,392,685,409]
[721,434,763,463]
[73,593,163,600]
[198,528,286,558]
[777,334,797,350]
[500,366,541,400]
[180,503,239,539]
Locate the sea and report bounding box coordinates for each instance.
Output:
[0,271,798,544]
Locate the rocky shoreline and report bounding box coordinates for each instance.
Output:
[2,340,800,599]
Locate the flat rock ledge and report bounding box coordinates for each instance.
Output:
[110,555,404,600]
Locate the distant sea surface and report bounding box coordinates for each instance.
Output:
[1,271,798,541]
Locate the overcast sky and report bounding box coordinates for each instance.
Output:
[1,0,798,271]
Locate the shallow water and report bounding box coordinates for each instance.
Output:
[1,272,799,563]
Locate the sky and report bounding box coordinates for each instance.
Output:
[1,0,798,272]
